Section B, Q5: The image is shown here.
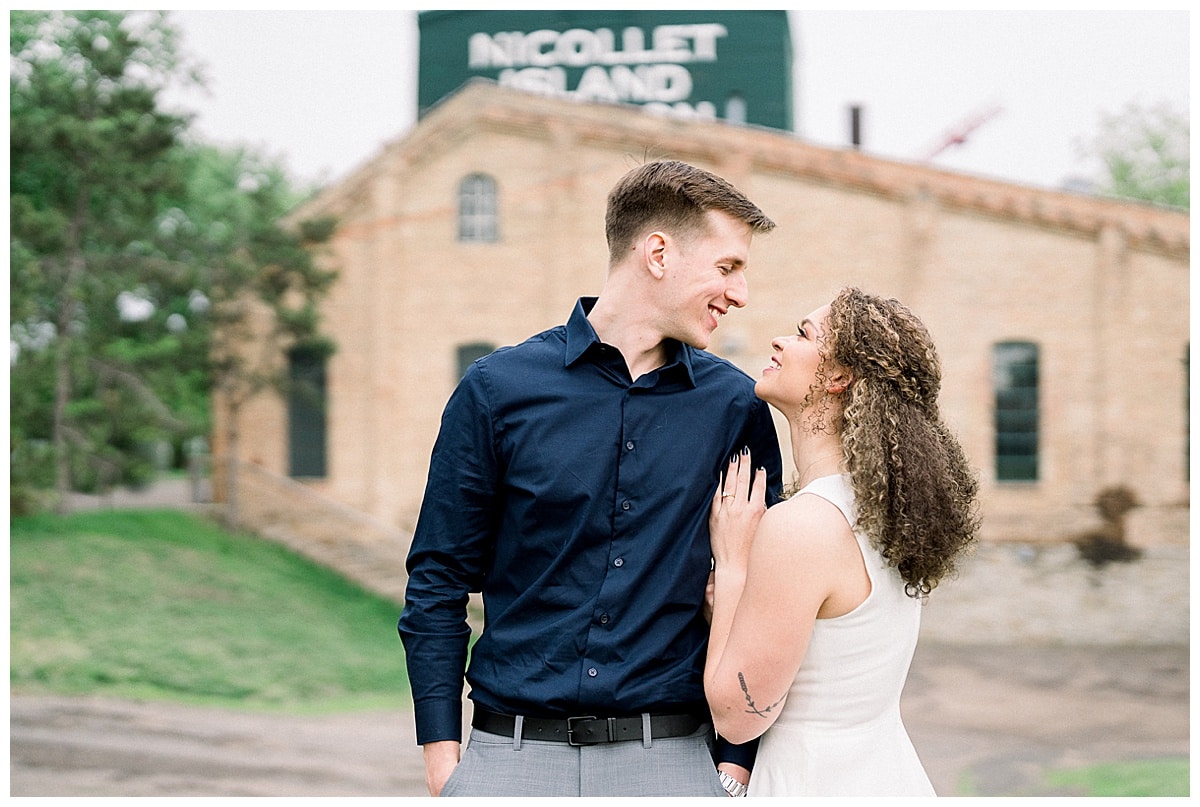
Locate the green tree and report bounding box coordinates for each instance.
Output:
[10,10,196,504]
[10,11,338,520]
[160,145,337,528]
[1084,100,1189,210]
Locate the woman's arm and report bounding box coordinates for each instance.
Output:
[704,457,848,744]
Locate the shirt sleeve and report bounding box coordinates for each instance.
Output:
[396,362,500,745]
[715,735,760,771]
[742,395,785,506]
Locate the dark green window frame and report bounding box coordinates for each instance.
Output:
[288,345,328,478]
[457,341,496,379]
[993,341,1039,482]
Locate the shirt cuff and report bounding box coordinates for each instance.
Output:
[714,735,759,770]
[414,698,464,745]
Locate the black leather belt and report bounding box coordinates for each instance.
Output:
[472,707,708,746]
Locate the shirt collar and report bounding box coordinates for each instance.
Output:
[564,297,602,366]
[564,297,697,387]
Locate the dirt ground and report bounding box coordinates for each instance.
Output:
[9,642,1189,797]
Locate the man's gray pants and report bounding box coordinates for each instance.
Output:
[439,722,728,797]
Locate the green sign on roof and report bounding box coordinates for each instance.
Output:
[419,10,793,131]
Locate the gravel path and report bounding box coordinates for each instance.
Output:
[10,643,1188,797]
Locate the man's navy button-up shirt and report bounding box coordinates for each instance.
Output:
[397,298,783,746]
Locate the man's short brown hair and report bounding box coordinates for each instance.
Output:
[604,160,776,264]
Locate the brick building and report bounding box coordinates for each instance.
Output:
[213,82,1189,637]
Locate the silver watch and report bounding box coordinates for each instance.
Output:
[719,771,748,797]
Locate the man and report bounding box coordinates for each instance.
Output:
[397,159,784,797]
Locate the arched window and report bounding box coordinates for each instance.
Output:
[993,341,1039,482]
[458,173,498,243]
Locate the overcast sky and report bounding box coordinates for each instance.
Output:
[165,8,1190,192]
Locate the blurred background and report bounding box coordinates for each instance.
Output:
[163,9,1188,192]
[9,8,1190,797]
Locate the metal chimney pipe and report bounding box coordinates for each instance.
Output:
[850,105,862,150]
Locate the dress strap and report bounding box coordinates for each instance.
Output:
[795,474,855,529]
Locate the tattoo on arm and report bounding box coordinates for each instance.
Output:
[738,671,785,718]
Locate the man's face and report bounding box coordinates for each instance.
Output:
[658,210,754,350]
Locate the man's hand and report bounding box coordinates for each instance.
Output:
[717,761,750,796]
[422,740,461,796]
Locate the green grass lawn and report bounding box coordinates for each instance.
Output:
[1042,758,1190,797]
[956,756,1190,797]
[10,509,410,713]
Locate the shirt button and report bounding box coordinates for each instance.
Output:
[587,667,598,677]
[621,500,631,510]
[613,558,624,567]
[625,440,634,451]
[599,613,610,624]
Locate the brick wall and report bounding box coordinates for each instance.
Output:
[216,83,1189,643]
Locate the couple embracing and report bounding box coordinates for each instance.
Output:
[397,160,979,797]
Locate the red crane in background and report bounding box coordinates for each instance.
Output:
[921,102,1003,161]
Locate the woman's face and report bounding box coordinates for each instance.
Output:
[755,303,835,411]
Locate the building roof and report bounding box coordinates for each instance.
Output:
[295,80,1189,257]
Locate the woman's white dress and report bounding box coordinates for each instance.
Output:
[747,474,936,797]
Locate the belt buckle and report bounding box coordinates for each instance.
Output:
[566,715,598,746]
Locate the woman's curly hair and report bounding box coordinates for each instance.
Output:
[823,287,981,597]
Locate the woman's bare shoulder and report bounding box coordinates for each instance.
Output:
[758,491,855,555]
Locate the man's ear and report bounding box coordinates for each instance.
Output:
[644,231,668,279]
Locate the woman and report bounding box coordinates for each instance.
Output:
[705,287,980,796]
